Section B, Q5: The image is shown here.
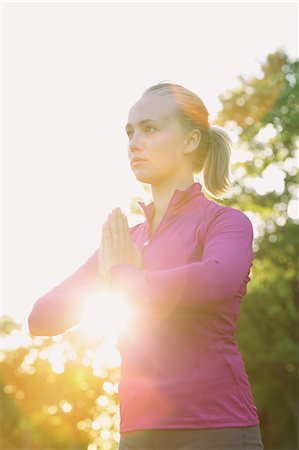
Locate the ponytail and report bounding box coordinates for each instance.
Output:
[142,82,233,199]
[200,126,232,199]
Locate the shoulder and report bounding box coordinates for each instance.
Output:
[204,199,253,237]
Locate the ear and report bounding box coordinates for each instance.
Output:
[183,129,201,155]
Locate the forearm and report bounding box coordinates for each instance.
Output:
[28,248,107,336]
[28,276,105,336]
[109,257,253,311]
[28,294,83,337]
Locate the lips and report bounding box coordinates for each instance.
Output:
[131,158,146,165]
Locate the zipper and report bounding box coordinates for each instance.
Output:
[143,194,178,248]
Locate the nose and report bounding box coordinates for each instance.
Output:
[129,131,144,153]
[128,144,142,162]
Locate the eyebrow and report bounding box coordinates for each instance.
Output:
[125,119,160,130]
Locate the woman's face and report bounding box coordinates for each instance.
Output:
[125,94,192,185]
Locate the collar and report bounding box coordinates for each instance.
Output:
[138,181,204,221]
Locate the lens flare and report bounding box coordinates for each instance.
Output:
[80,288,134,341]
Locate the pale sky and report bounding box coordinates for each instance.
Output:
[2,1,298,326]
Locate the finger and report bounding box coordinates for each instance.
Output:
[102,219,112,243]
[100,221,106,247]
[109,210,121,251]
[100,228,106,273]
[102,221,113,265]
[99,220,108,277]
[122,212,133,248]
[98,244,106,277]
[115,208,128,249]
[132,242,142,269]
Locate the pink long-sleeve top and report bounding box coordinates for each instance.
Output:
[28,181,260,433]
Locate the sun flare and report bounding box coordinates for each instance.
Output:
[80,288,134,341]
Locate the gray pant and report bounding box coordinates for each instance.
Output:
[118,425,264,450]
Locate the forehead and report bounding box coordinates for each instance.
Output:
[127,94,178,126]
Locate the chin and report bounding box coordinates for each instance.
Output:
[132,170,153,184]
[132,167,169,186]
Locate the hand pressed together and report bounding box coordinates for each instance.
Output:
[98,207,142,278]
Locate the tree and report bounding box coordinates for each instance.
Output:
[215,49,298,449]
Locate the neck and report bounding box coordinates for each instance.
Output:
[150,174,195,220]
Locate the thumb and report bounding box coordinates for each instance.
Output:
[133,243,142,269]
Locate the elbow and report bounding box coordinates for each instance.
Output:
[27,289,75,337]
[202,266,238,303]
[208,266,251,303]
[27,313,37,335]
[27,307,64,337]
[28,316,45,336]
[208,283,235,303]
[27,308,41,336]
[201,282,232,304]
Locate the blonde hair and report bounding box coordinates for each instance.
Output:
[143,82,232,198]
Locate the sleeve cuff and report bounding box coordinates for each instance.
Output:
[108,263,141,291]
[109,263,140,284]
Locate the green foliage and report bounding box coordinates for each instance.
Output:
[216,49,299,449]
[1,314,22,336]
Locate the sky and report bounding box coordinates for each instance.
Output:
[2,1,298,326]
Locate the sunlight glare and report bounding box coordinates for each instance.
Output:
[2,328,32,351]
[81,288,134,340]
[92,337,121,371]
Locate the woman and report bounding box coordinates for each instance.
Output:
[28,82,264,449]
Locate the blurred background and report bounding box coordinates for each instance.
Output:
[1,2,298,449]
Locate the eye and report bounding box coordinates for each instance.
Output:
[145,125,156,133]
[126,129,133,139]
